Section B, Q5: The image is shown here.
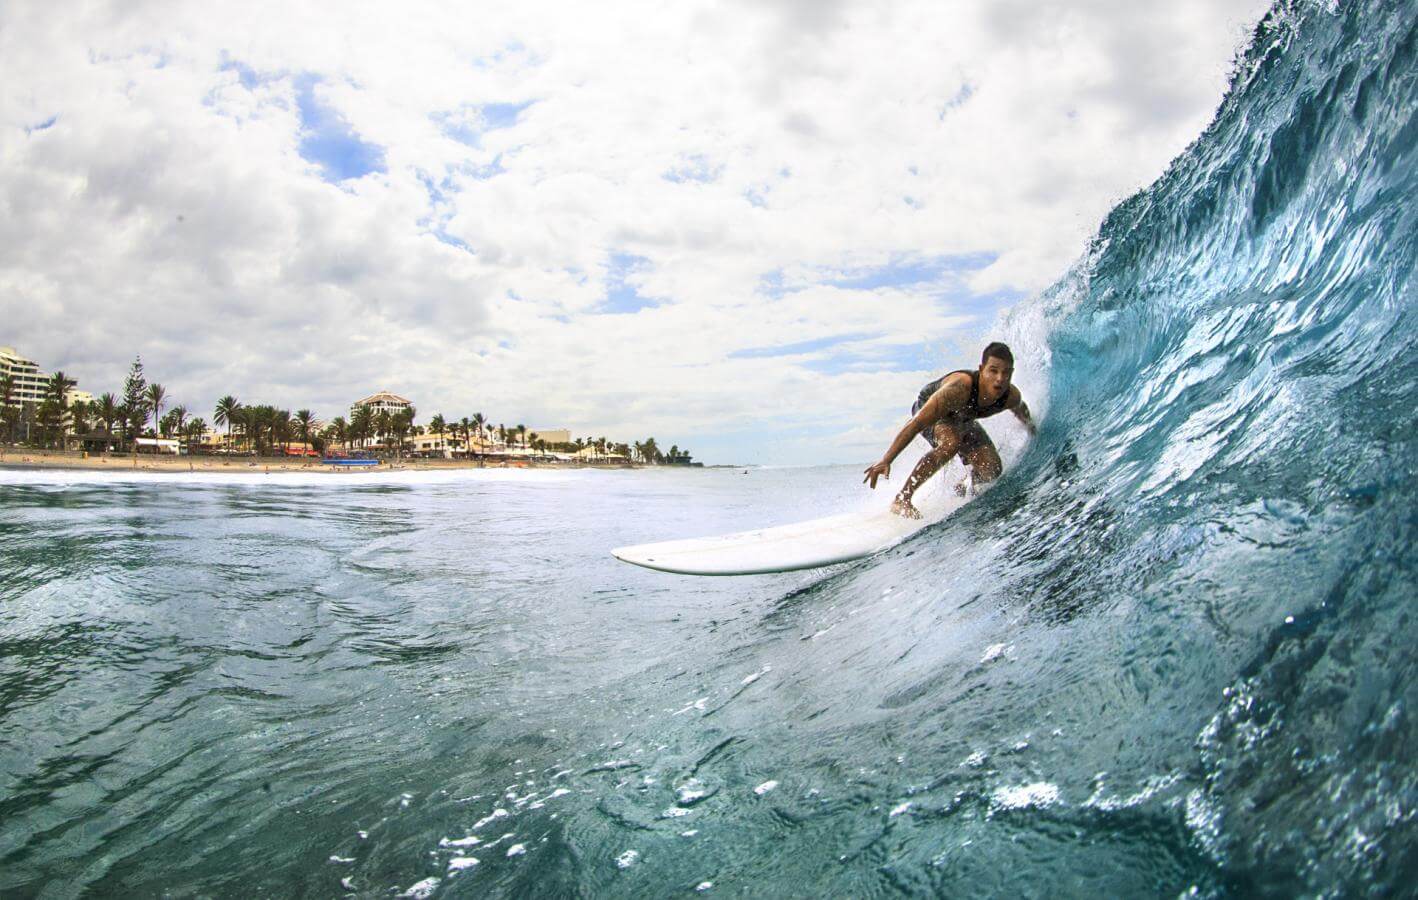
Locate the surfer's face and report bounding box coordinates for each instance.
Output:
[979,356,1013,401]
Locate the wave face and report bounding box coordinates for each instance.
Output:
[685,1,1416,895]
[928,0,1418,890]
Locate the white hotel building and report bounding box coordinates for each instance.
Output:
[350,390,413,419]
[1,345,92,407]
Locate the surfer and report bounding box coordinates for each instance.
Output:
[863,342,1036,518]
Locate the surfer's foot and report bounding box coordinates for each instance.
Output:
[890,498,923,519]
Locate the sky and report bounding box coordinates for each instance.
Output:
[0,0,1270,465]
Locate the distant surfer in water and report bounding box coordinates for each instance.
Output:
[863,342,1036,518]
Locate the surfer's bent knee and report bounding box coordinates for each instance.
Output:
[967,447,1003,482]
[927,422,962,459]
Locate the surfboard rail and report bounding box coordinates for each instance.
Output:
[611,496,967,576]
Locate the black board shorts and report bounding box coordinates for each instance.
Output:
[911,396,994,454]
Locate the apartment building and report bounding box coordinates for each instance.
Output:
[350,390,413,418]
[0,346,51,406]
[1,345,90,407]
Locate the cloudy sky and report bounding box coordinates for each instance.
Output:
[1,0,1268,464]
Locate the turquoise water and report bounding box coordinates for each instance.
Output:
[4,0,1418,895]
[0,466,899,896]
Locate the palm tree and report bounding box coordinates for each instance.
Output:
[145,383,166,442]
[374,410,392,453]
[516,424,527,452]
[470,413,484,455]
[185,417,207,451]
[328,416,348,453]
[44,371,77,450]
[69,400,90,439]
[235,406,253,453]
[273,409,293,454]
[391,408,414,460]
[351,406,374,451]
[94,393,119,450]
[295,409,316,451]
[169,405,188,447]
[428,414,447,457]
[214,396,241,452]
[240,405,268,455]
[0,373,16,446]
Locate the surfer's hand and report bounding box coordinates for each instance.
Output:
[863,460,891,488]
[890,498,923,519]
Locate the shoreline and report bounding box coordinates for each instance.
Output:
[0,450,645,476]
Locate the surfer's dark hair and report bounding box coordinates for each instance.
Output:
[981,342,1014,366]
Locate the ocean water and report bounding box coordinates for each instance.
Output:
[3,0,1417,895]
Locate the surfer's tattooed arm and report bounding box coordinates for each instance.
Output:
[863,376,970,489]
[1008,389,1037,437]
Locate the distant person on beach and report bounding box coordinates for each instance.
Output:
[863,342,1036,518]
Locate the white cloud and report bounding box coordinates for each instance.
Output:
[0,0,1268,463]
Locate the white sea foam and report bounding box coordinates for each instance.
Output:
[439,835,481,848]
[472,808,510,830]
[448,857,480,873]
[616,849,640,868]
[673,697,710,715]
[741,665,772,685]
[677,779,710,804]
[753,780,778,796]
[980,643,1011,663]
[1084,773,1182,811]
[990,782,1060,810]
[399,876,440,898]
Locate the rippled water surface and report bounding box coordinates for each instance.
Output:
[1,466,884,897]
[5,0,1418,895]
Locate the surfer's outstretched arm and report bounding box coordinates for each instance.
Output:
[1007,388,1037,437]
[863,378,969,488]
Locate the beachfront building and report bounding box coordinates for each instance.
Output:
[1,345,57,406]
[351,391,412,418]
[529,428,570,447]
[572,444,629,463]
[410,430,465,458]
[2,346,93,444]
[134,437,183,455]
[350,390,414,445]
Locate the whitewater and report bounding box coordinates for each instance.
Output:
[2,0,1415,895]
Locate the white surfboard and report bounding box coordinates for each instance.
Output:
[611,489,971,576]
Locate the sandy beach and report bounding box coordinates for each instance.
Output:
[0,449,634,475]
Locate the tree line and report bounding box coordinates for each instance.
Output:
[2,355,689,464]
